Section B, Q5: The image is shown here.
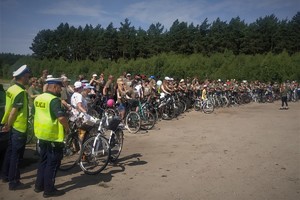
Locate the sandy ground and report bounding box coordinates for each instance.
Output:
[0,101,299,200]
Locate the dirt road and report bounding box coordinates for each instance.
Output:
[1,102,299,200]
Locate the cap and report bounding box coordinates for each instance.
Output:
[81,79,89,83]
[46,78,63,86]
[164,76,170,81]
[13,65,31,77]
[83,83,94,89]
[203,84,207,87]
[74,81,82,89]
[180,79,184,83]
[126,73,131,77]
[170,78,174,81]
[47,75,53,79]
[92,74,97,77]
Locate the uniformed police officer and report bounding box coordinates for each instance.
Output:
[33,77,70,198]
[1,65,31,190]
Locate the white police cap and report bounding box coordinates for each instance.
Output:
[46,77,63,86]
[13,65,31,77]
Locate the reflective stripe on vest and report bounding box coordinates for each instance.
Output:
[1,84,28,133]
[34,93,64,142]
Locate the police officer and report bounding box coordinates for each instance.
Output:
[33,77,70,198]
[1,65,31,190]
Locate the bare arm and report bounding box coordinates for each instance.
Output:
[77,102,87,113]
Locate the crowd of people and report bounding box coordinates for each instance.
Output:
[0,64,299,198]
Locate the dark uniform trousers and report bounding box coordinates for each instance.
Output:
[1,128,26,187]
[35,139,63,192]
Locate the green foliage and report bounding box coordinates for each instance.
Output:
[0,52,299,82]
[27,12,300,62]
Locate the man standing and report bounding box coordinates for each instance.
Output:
[1,65,31,190]
[33,77,70,198]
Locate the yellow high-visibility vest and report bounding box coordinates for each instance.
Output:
[34,93,64,142]
[1,84,28,133]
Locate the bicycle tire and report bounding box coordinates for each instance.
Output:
[161,104,175,120]
[194,100,201,111]
[59,135,81,171]
[203,100,214,114]
[109,128,124,162]
[140,111,155,130]
[79,135,110,175]
[125,111,141,133]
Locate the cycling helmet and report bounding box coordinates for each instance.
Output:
[150,75,155,79]
[156,80,162,86]
[107,99,115,108]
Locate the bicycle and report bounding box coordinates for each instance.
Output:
[193,98,214,114]
[79,109,123,175]
[58,109,99,171]
[125,99,155,133]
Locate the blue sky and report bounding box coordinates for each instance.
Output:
[0,0,299,55]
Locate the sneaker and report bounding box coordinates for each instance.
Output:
[43,188,65,198]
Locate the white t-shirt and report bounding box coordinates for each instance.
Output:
[71,92,88,111]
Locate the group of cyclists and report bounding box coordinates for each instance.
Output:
[26,70,300,121]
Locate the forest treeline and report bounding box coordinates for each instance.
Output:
[0,12,300,82]
[29,12,300,61]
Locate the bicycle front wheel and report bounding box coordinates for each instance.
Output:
[79,135,110,175]
[109,128,124,163]
[203,100,214,114]
[125,111,141,133]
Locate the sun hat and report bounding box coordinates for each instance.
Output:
[92,74,97,77]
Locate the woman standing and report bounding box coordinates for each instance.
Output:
[280,83,289,110]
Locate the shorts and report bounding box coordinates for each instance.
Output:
[118,103,125,111]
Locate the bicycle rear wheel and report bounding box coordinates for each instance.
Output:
[79,135,110,175]
[125,111,141,133]
[140,111,155,130]
[59,135,81,171]
[109,128,124,162]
